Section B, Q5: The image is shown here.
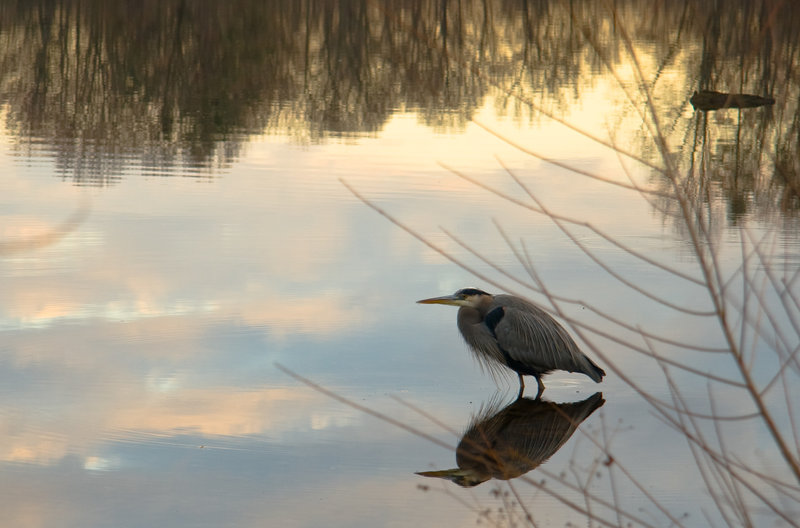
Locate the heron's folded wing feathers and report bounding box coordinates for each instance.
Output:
[492,299,587,374]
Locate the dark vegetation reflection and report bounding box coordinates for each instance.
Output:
[417,393,604,487]
[0,0,797,222]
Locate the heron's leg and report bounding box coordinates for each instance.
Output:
[517,373,525,399]
[534,376,545,400]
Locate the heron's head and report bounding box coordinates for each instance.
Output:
[415,468,490,487]
[417,288,492,308]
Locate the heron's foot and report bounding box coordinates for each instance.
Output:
[534,376,545,400]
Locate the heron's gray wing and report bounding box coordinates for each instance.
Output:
[490,295,588,375]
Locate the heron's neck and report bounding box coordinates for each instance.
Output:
[458,306,482,325]
[458,296,494,327]
[474,295,494,315]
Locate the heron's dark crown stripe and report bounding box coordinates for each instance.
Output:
[458,287,490,297]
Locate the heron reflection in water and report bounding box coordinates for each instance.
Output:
[417,393,604,487]
[418,288,605,398]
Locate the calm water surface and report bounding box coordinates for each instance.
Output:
[1,1,799,527]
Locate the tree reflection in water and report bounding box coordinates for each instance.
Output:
[0,0,798,222]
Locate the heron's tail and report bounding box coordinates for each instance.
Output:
[584,356,606,382]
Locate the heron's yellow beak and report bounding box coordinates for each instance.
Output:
[415,468,464,478]
[416,468,489,487]
[417,294,461,305]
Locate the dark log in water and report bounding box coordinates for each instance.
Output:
[690,90,775,111]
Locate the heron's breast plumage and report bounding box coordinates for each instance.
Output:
[457,306,507,374]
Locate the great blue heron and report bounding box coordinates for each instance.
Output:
[418,288,605,397]
[417,392,605,486]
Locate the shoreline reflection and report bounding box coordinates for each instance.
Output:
[417,393,604,487]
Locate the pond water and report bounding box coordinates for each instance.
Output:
[1,1,799,527]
